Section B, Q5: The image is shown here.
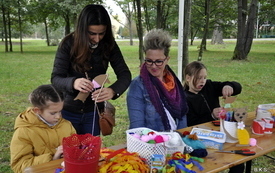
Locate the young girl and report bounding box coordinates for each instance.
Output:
[184,61,244,173]
[184,61,242,126]
[10,84,76,173]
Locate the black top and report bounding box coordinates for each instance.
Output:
[185,79,242,126]
[51,35,131,113]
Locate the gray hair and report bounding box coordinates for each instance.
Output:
[143,29,172,57]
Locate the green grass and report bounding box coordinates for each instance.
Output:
[1,39,275,172]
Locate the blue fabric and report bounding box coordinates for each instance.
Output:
[182,136,206,149]
[127,76,187,131]
[61,110,100,136]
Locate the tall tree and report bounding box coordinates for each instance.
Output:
[111,0,135,45]
[142,0,178,31]
[257,0,275,37]
[210,0,236,44]
[17,0,23,52]
[232,0,258,60]
[133,0,143,65]
[7,6,12,52]
[27,0,55,46]
[181,0,192,80]
[1,1,8,52]
[197,0,211,61]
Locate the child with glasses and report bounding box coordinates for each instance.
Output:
[126,29,188,131]
[10,84,76,173]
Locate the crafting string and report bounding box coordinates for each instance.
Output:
[92,74,109,135]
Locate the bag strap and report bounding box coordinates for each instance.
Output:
[93,74,109,135]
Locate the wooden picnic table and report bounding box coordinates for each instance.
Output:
[24,112,275,173]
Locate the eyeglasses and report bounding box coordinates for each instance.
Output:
[144,57,167,66]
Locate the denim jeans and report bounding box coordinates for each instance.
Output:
[62,110,100,136]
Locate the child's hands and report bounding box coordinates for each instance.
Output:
[212,107,224,119]
[222,85,233,98]
[53,145,63,160]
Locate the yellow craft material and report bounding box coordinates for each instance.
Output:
[268,108,275,116]
[99,148,149,173]
[162,165,176,173]
[236,121,250,145]
[184,154,193,170]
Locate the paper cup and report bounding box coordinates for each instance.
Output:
[220,120,238,143]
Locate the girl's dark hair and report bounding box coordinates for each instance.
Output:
[29,84,64,110]
[184,61,207,89]
[69,4,115,72]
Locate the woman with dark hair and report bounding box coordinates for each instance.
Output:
[51,4,131,136]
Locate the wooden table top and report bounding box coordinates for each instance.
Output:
[24,112,275,173]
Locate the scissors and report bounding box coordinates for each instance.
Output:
[216,149,256,156]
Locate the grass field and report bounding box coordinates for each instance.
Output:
[1,39,275,172]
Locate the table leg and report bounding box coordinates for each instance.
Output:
[264,154,275,160]
[245,160,252,173]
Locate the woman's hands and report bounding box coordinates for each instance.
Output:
[74,77,116,102]
[74,78,94,93]
[92,88,115,103]
[53,145,63,160]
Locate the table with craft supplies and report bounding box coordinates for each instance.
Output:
[24,112,275,173]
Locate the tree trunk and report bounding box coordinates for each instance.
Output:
[181,0,191,80]
[44,19,50,46]
[211,24,224,44]
[244,0,258,55]
[127,3,133,46]
[128,19,133,46]
[134,0,144,66]
[1,3,9,52]
[198,0,210,61]
[156,0,161,29]
[64,13,71,36]
[18,0,23,53]
[7,9,13,52]
[190,28,199,46]
[143,2,151,31]
[232,0,258,60]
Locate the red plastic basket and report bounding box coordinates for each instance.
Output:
[62,134,101,173]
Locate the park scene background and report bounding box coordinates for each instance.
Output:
[1,0,275,172]
[1,39,274,172]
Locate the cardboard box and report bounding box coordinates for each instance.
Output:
[190,128,226,150]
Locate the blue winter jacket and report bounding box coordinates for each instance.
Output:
[127,76,187,131]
